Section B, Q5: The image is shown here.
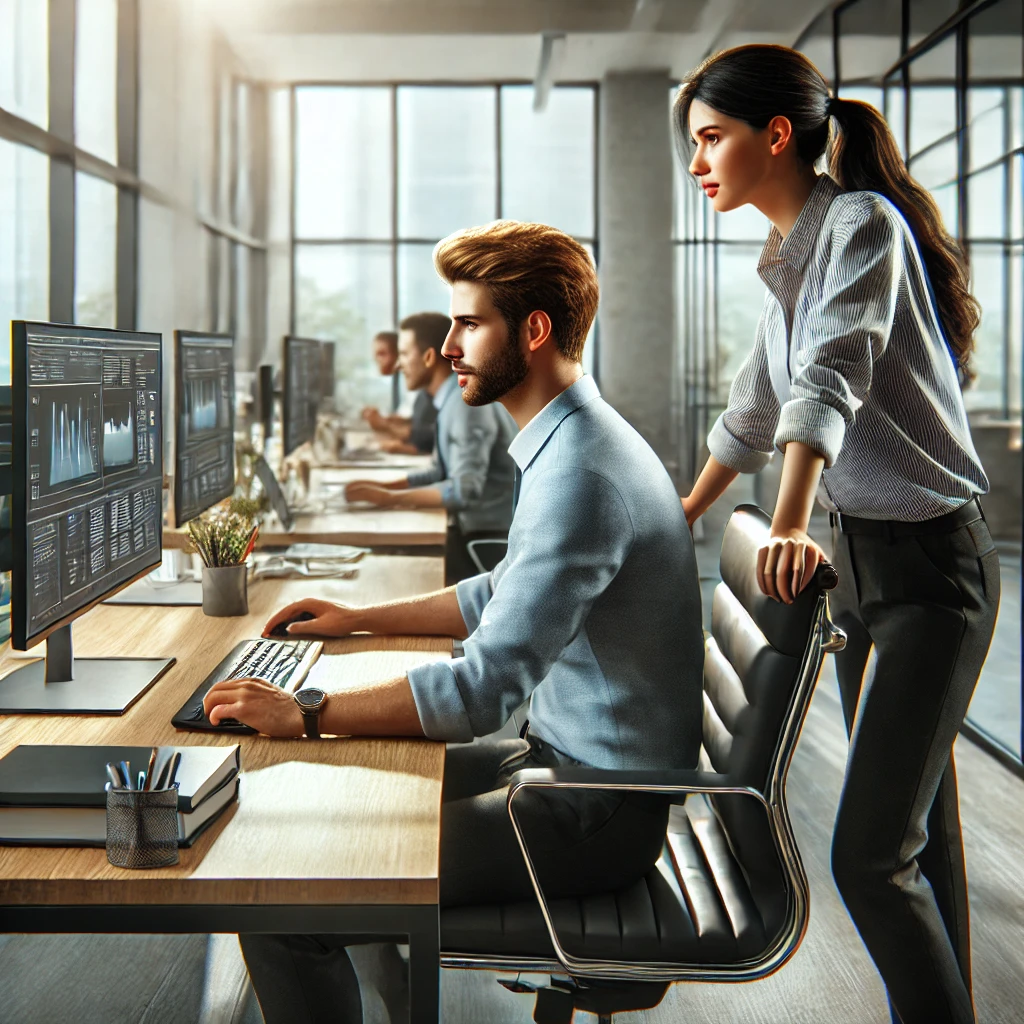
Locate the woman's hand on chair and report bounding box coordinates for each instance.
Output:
[757,529,827,604]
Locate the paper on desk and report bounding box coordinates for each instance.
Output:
[282,543,368,562]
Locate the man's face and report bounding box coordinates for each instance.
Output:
[397,329,431,391]
[373,337,398,376]
[443,281,528,407]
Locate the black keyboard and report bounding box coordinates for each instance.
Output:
[171,638,324,733]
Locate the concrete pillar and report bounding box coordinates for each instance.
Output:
[597,70,676,480]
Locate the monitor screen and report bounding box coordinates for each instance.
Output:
[11,322,163,649]
[320,341,336,409]
[173,331,236,527]
[283,336,322,457]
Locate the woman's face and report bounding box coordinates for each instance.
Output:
[687,98,772,214]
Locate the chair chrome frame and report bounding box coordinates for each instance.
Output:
[441,585,847,984]
[466,538,508,576]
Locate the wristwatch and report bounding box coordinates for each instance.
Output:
[294,688,329,738]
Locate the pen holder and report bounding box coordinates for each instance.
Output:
[202,564,249,617]
[105,786,180,869]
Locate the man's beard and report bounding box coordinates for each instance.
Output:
[459,340,529,407]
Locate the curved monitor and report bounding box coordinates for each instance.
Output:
[11,322,164,651]
[173,331,236,527]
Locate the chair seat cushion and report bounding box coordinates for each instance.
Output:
[442,798,774,965]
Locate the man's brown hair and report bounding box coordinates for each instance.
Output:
[373,330,398,351]
[433,221,599,362]
[398,312,451,357]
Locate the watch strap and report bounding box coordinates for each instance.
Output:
[301,709,321,739]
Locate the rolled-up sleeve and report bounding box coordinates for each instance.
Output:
[774,199,898,467]
[454,571,493,634]
[406,467,634,741]
[707,310,780,474]
[406,462,443,489]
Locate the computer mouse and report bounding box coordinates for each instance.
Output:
[268,610,317,638]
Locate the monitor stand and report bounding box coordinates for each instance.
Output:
[0,623,175,715]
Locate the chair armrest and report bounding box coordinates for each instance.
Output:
[501,766,772,980]
[506,766,766,807]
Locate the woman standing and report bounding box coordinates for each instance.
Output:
[674,45,999,1024]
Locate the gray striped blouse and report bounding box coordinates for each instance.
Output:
[707,173,988,521]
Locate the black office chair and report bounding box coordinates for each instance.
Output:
[440,504,846,1023]
[466,537,508,575]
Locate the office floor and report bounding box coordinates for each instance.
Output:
[2,483,1022,1023]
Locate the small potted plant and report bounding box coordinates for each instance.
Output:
[187,498,260,617]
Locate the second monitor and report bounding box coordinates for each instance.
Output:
[283,336,323,457]
[174,331,236,527]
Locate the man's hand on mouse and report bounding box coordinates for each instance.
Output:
[262,598,358,639]
[203,678,305,735]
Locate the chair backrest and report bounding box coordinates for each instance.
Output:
[701,504,838,937]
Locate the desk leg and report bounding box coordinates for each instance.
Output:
[408,904,440,1024]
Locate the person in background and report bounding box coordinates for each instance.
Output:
[674,44,998,1024]
[346,311,517,585]
[204,220,704,1024]
[361,329,436,454]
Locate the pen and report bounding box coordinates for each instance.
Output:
[241,525,259,563]
[165,751,182,790]
[137,771,146,791]
[152,754,168,790]
[142,747,158,791]
[118,760,133,790]
[105,763,123,790]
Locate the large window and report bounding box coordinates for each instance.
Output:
[75,0,119,164]
[0,0,48,128]
[74,171,118,326]
[292,83,598,411]
[0,140,49,379]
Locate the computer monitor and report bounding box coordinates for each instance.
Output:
[319,341,337,411]
[173,331,236,527]
[257,363,275,442]
[283,336,323,457]
[4,321,174,714]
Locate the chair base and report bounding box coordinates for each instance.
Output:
[497,975,669,1022]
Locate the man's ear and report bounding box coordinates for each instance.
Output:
[421,346,436,369]
[525,310,553,354]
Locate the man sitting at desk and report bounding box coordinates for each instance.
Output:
[361,327,436,455]
[204,221,704,1024]
[346,310,518,585]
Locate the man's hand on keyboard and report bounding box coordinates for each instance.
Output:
[203,678,304,736]
[263,598,357,639]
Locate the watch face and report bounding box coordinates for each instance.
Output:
[295,688,327,709]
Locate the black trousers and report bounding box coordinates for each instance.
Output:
[240,735,668,1023]
[828,515,999,1024]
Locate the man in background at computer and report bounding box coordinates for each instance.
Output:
[203,221,704,1024]
[347,310,517,585]
[360,328,435,455]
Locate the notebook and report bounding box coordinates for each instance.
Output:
[0,744,240,846]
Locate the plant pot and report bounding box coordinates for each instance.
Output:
[202,564,248,617]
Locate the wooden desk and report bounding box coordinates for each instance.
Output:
[0,556,449,1023]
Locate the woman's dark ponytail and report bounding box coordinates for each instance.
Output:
[828,97,979,380]
[673,46,979,380]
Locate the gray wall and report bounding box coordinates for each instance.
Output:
[597,70,677,482]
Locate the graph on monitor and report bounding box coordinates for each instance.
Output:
[48,393,100,486]
[186,376,222,436]
[102,400,135,468]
